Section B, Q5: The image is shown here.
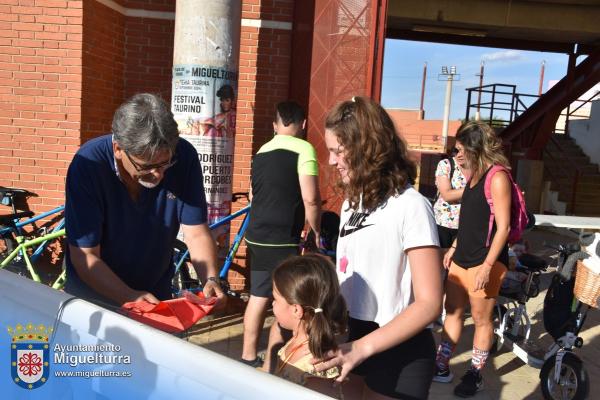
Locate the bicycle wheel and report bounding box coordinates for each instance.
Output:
[0,233,31,279]
[540,352,589,400]
[0,232,15,260]
[171,239,199,295]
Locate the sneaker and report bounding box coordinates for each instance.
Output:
[454,369,483,398]
[432,366,454,383]
[239,357,263,368]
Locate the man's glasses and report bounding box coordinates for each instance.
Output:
[125,151,177,174]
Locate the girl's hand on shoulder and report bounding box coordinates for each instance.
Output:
[311,341,368,383]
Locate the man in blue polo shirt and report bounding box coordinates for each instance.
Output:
[65,93,224,307]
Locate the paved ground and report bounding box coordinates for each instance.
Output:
[183,227,600,399]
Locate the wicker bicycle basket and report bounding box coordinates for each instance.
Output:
[574,260,600,308]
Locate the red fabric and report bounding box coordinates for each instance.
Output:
[121,292,216,333]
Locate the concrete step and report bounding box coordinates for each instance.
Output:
[546,165,600,175]
[574,195,600,203]
[542,133,600,215]
[545,147,586,155]
[549,186,600,197]
[543,154,590,165]
[543,190,567,215]
[550,143,580,151]
[553,133,578,140]
[559,192,600,203]
[544,155,590,166]
[543,164,597,176]
[552,181,600,193]
[572,205,600,216]
[550,175,600,185]
[580,165,600,174]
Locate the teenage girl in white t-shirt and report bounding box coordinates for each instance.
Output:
[314,96,443,400]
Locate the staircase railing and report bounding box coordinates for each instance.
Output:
[502,48,600,158]
[465,83,520,127]
[465,47,600,156]
[557,90,600,134]
[465,84,599,136]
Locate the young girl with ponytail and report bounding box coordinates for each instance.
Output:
[271,254,348,399]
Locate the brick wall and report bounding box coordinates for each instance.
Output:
[0,0,297,292]
[123,16,174,100]
[0,0,174,212]
[119,0,173,12]
[229,0,295,290]
[82,1,175,143]
[389,116,462,150]
[81,1,125,142]
[0,0,83,213]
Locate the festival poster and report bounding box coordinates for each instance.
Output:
[172,64,237,257]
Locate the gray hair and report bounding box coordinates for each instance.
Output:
[112,93,179,158]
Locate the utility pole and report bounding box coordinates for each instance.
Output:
[171,0,241,256]
[538,60,546,96]
[439,66,460,151]
[475,61,485,121]
[419,62,427,120]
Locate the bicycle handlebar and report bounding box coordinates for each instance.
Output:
[0,187,37,199]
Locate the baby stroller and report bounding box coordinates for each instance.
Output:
[539,233,599,400]
[494,233,599,400]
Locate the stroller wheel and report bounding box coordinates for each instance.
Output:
[540,352,589,400]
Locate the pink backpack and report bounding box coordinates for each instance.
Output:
[483,165,529,246]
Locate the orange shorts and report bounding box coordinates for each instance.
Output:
[447,261,507,299]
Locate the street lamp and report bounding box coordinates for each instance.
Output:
[438,66,460,151]
[475,61,485,121]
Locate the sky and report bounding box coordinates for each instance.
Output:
[380,39,571,121]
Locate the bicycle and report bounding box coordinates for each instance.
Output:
[1,186,35,257]
[493,234,597,400]
[171,198,340,299]
[172,192,251,298]
[0,187,66,287]
[0,226,66,289]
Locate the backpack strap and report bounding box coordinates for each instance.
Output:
[483,165,510,247]
[433,157,453,204]
[448,157,456,187]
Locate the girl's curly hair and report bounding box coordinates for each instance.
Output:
[325,96,416,212]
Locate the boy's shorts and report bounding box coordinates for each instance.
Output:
[247,243,298,298]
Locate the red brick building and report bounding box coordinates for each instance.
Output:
[0,0,428,289]
[0,0,397,205]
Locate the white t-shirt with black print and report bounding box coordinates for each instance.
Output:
[336,186,439,326]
